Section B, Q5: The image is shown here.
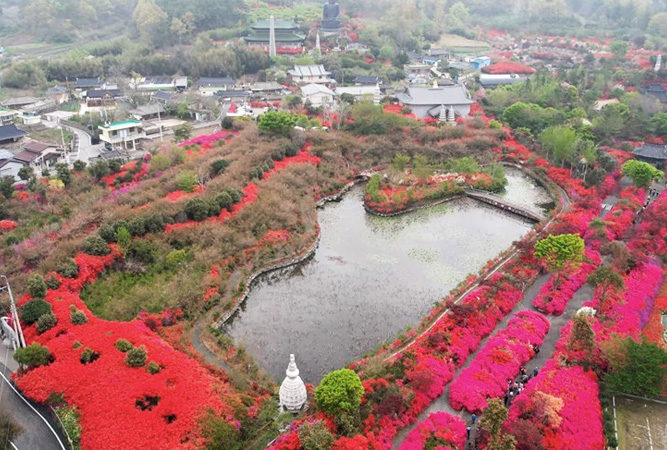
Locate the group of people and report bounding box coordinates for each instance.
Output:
[464,347,542,449]
[633,185,662,225]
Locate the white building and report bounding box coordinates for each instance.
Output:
[300,84,336,108]
[395,84,475,120]
[98,120,145,150]
[335,85,381,104]
[279,355,307,413]
[288,65,335,85]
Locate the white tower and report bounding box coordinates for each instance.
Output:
[447,105,456,125]
[316,33,321,53]
[279,354,307,413]
[269,15,277,58]
[439,104,447,123]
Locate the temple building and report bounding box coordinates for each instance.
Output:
[396,83,475,120]
[245,19,305,54]
[279,354,307,413]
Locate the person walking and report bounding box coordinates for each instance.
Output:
[533,367,539,377]
[467,426,471,439]
[471,413,477,425]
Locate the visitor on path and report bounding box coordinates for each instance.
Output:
[467,426,471,439]
[521,373,529,384]
[533,344,540,354]
[471,413,477,424]
[533,367,539,377]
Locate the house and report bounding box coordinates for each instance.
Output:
[354,75,380,86]
[129,103,165,121]
[47,85,69,104]
[196,77,236,96]
[152,91,178,104]
[98,120,145,150]
[131,77,188,93]
[1,97,41,110]
[300,84,336,108]
[0,158,23,180]
[244,19,305,53]
[335,85,381,104]
[0,109,18,125]
[0,124,27,144]
[75,77,103,90]
[85,89,122,107]
[404,64,432,78]
[44,110,76,124]
[15,141,65,170]
[395,84,475,119]
[480,74,526,88]
[593,98,619,111]
[632,143,667,168]
[643,84,667,103]
[470,57,492,70]
[288,65,335,85]
[214,90,252,103]
[249,82,286,96]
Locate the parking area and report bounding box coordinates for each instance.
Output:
[615,395,667,450]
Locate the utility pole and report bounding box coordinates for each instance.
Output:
[1,275,26,350]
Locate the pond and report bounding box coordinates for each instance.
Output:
[223,171,548,383]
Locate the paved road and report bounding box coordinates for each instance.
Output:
[0,357,67,450]
[41,119,104,165]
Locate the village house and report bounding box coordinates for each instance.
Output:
[0,109,18,125]
[98,120,145,150]
[15,141,65,171]
[353,75,380,86]
[86,89,122,107]
[335,85,381,104]
[288,65,335,85]
[0,124,27,145]
[129,103,165,121]
[0,149,23,180]
[130,77,188,94]
[632,143,667,168]
[47,85,70,104]
[196,77,237,96]
[395,84,475,120]
[480,74,526,88]
[300,83,336,108]
[74,77,103,91]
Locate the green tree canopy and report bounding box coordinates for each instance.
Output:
[534,234,585,274]
[315,368,364,416]
[621,160,664,188]
[480,398,517,450]
[604,339,667,397]
[257,111,298,136]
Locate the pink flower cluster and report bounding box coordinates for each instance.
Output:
[449,311,550,413]
[398,412,467,450]
[532,249,601,316]
[507,359,605,450]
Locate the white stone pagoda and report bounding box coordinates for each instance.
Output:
[279,354,307,413]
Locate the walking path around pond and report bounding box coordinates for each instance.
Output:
[393,193,622,449]
[465,189,546,222]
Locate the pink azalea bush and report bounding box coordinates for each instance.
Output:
[449,311,550,413]
[532,248,601,315]
[507,360,605,450]
[398,412,467,450]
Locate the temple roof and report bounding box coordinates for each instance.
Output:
[396,85,475,106]
[251,19,299,31]
[633,143,667,161]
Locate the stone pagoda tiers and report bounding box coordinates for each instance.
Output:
[279,354,307,413]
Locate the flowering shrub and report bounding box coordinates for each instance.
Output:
[643,279,667,349]
[398,412,467,450]
[15,248,242,450]
[482,61,536,74]
[449,311,550,413]
[532,249,601,315]
[507,360,605,450]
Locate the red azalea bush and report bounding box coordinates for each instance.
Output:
[0,219,18,231]
[506,360,605,450]
[643,278,667,349]
[482,61,536,75]
[15,248,242,450]
[449,311,550,413]
[397,412,467,450]
[532,248,601,316]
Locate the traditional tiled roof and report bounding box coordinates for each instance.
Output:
[353,75,380,84]
[301,83,335,97]
[75,78,102,88]
[288,65,331,78]
[86,89,121,99]
[197,77,236,87]
[633,143,667,161]
[23,141,52,153]
[251,19,299,30]
[0,124,27,142]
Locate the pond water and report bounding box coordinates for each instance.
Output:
[223,171,548,383]
[497,167,553,213]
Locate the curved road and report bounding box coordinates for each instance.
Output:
[1,351,67,450]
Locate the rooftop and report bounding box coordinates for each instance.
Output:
[301,84,335,97]
[197,77,236,87]
[0,124,27,142]
[288,65,331,78]
[99,120,142,131]
[86,89,121,99]
[23,141,53,153]
[633,143,667,161]
[13,150,40,163]
[75,78,102,88]
[251,19,299,30]
[396,85,475,106]
[354,75,380,84]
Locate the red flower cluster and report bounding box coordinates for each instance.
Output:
[0,219,18,231]
[532,249,601,316]
[449,311,550,413]
[482,61,536,75]
[15,248,241,450]
[507,360,605,450]
[398,412,467,450]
